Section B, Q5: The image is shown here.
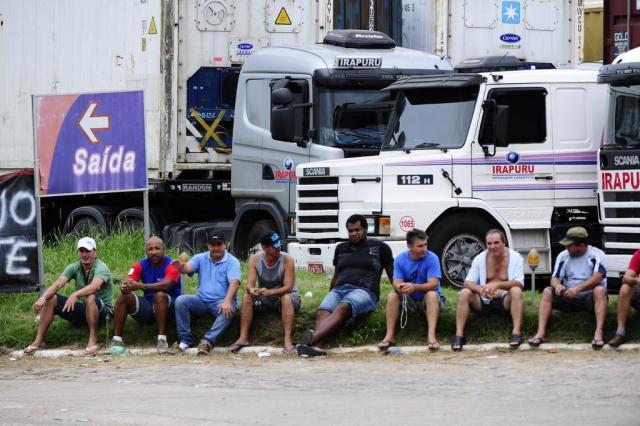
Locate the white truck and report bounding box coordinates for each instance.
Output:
[291,68,607,286]
[597,47,640,278]
[402,0,584,68]
[0,0,451,254]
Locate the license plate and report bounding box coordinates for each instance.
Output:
[307,263,324,274]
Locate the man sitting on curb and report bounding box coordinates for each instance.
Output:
[171,232,241,355]
[608,249,640,347]
[528,226,608,349]
[110,236,181,354]
[296,214,394,357]
[452,229,525,351]
[229,231,300,354]
[378,229,445,352]
[24,237,114,357]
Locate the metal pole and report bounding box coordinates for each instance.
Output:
[31,95,45,294]
[143,188,150,240]
[531,271,536,305]
[628,0,632,52]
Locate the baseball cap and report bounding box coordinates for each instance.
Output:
[559,226,589,246]
[259,231,282,249]
[77,237,97,251]
[208,232,226,244]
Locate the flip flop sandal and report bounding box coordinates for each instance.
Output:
[528,337,545,347]
[509,334,523,349]
[23,343,46,355]
[282,346,296,355]
[229,342,250,354]
[591,339,605,350]
[428,341,440,352]
[376,340,396,351]
[83,345,100,357]
[451,336,466,352]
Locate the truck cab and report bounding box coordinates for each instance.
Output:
[230,30,451,256]
[292,69,607,287]
[597,47,640,277]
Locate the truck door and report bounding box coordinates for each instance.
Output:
[473,87,555,217]
[262,77,312,215]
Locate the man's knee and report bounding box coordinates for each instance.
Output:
[593,286,606,299]
[153,291,169,305]
[458,288,472,303]
[619,283,632,298]
[542,287,554,300]
[386,292,400,305]
[424,291,438,304]
[280,293,293,306]
[509,286,523,300]
[85,294,97,306]
[334,302,352,317]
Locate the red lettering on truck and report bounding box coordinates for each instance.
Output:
[602,171,640,190]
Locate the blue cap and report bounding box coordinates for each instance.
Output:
[259,231,282,249]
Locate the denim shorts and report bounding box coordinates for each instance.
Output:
[552,290,606,313]
[317,284,377,320]
[54,294,111,326]
[254,292,301,313]
[131,295,175,325]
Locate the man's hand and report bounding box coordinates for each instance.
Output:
[62,294,78,312]
[122,278,142,294]
[32,298,46,314]
[171,259,184,271]
[482,282,500,299]
[554,285,566,296]
[399,283,415,295]
[564,287,578,299]
[250,287,265,297]
[219,301,234,319]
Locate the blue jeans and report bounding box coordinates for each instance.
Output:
[175,295,236,346]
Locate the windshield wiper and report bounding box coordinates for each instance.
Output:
[413,142,441,148]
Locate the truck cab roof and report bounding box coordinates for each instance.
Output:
[598,47,640,86]
[385,68,599,91]
[240,43,452,75]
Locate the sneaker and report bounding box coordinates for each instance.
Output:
[296,344,326,358]
[300,329,314,346]
[197,339,213,356]
[109,338,124,348]
[157,338,169,354]
[608,333,627,348]
[169,341,186,355]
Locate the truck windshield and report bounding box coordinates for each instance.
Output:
[382,87,478,150]
[315,88,393,149]
[606,85,640,148]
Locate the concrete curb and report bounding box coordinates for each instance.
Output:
[8,343,640,359]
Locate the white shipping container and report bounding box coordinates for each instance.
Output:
[402,0,582,68]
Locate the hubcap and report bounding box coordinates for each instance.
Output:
[441,233,485,287]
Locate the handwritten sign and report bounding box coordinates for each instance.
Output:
[0,171,40,293]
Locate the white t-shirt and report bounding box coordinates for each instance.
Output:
[552,245,607,290]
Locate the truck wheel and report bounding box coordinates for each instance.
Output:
[70,216,103,235]
[113,208,160,236]
[429,216,493,288]
[238,219,276,260]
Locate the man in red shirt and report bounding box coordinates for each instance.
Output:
[110,236,181,353]
[608,249,640,347]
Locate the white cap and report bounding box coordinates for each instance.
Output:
[77,237,96,251]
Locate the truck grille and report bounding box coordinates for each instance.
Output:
[297,176,340,236]
[601,190,640,255]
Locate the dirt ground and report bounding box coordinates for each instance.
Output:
[1,350,639,425]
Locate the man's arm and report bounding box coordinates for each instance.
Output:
[172,258,195,275]
[62,276,105,312]
[623,268,640,287]
[220,279,241,319]
[410,276,439,293]
[244,254,260,296]
[33,275,70,313]
[260,255,295,298]
[123,263,179,293]
[463,280,484,295]
[564,272,605,298]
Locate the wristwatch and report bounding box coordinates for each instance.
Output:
[142,284,149,291]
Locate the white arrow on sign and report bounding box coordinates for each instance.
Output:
[77,101,110,144]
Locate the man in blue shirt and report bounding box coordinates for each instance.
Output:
[528,227,608,349]
[378,229,445,351]
[171,232,241,355]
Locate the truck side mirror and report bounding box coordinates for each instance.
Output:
[494,105,509,147]
[272,87,293,106]
[271,105,295,142]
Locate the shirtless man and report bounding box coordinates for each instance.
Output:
[451,229,525,351]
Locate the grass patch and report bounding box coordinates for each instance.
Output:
[1,231,639,349]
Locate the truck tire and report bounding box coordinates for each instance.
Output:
[238,219,276,260]
[113,208,161,236]
[70,216,103,235]
[428,216,493,288]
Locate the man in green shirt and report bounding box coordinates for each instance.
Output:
[23,237,114,356]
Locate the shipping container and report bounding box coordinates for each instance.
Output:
[603,0,640,64]
[585,0,604,62]
[333,0,403,45]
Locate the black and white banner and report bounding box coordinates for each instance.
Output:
[0,170,40,293]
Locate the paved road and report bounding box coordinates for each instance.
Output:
[1,350,639,425]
